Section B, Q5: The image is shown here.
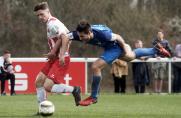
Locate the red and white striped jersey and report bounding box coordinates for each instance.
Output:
[46,16,69,51]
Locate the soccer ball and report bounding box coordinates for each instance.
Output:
[39,100,55,116]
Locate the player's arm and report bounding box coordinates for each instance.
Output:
[58,33,70,65]
[45,39,62,60]
[58,31,78,65]
[112,33,129,54]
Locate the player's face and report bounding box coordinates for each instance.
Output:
[3,53,11,60]
[78,31,92,42]
[35,9,50,23]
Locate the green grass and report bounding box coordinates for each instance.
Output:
[0,94,181,118]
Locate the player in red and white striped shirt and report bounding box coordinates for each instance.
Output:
[34,2,81,108]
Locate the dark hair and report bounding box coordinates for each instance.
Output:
[76,19,91,34]
[157,29,165,35]
[3,50,10,54]
[34,2,49,11]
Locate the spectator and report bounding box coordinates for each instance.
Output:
[110,59,128,93]
[174,44,181,57]
[151,30,173,93]
[152,62,167,93]
[172,44,181,93]
[0,50,16,96]
[132,40,150,93]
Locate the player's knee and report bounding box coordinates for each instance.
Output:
[35,79,43,88]
[35,72,46,88]
[44,79,54,92]
[44,85,52,92]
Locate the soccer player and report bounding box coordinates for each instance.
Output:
[33,2,81,108]
[60,20,171,106]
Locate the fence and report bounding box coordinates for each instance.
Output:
[10,57,181,94]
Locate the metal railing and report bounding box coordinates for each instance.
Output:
[11,57,181,93]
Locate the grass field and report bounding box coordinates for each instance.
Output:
[0,94,181,118]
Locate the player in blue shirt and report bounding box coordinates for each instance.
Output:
[60,20,171,106]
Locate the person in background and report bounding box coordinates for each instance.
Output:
[151,30,173,93]
[0,50,16,96]
[172,44,181,93]
[132,40,150,93]
[111,59,128,93]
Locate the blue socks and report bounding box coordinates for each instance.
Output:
[91,76,102,99]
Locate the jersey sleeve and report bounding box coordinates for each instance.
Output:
[102,30,113,41]
[91,25,112,41]
[48,20,68,38]
[67,31,80,41]
[110,33,119,41]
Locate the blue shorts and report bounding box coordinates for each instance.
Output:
[100,46,124,64]
[134,48,157,58]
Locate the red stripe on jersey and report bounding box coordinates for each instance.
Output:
[52,37,58,42]
[48,39,53,50]
[48,37,59,50]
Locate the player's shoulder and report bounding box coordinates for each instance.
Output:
[66,32,74,40]
[92,24,112,34]
[92,25,112,40]
[91,24,112,32]
[47,17,65,27]
[47,17,58,24]
[67,31,79,40]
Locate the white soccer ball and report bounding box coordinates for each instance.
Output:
[39,100,55,116]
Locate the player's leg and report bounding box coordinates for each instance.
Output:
[79,47,122,106]
[46,57,81,106]
[44,78,74,93]
[91,58,107,98]
[79,58,107,106]
[120,44,136,61]
[119,44,156,61]
[43,78,81,106]
[121,43,157,60]
[35,72,47,104]
[35,59,56,104]
[133,48,157,58]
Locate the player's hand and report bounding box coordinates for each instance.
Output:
[43,52,56,60]
[59,55,65,66]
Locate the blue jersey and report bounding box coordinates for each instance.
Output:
[68,25,120,49]
[67,25,124,64]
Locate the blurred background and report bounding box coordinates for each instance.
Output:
[0,0,181,93]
